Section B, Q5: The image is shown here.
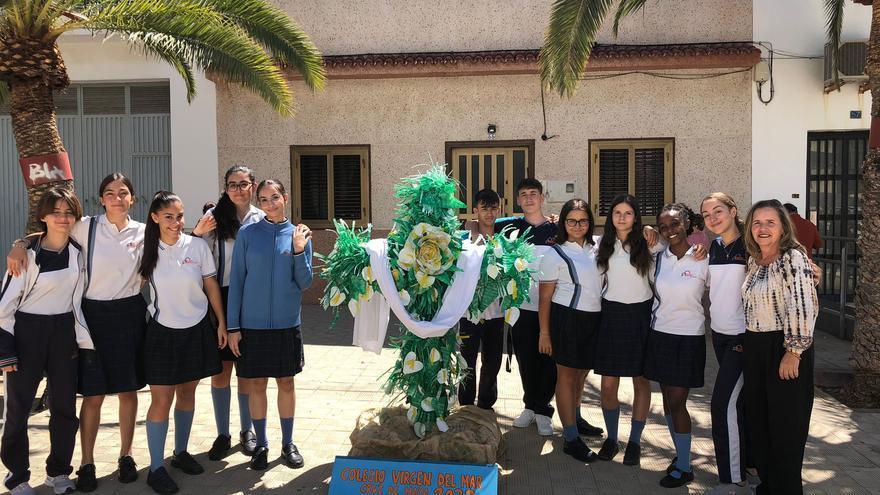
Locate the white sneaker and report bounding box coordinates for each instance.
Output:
[45,475,75,495]
[704,483,752,495]
[535,414,554,436]
[10,482,36,495]
[512,409,535,428]
[747,472,761,493]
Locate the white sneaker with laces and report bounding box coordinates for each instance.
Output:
[535,414,554,436]
[705,482,752,495]
[512,409,535,428]
[10,482,36,495]
[45,475,75,495]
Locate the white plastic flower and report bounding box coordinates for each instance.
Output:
[407,406,417,424]
[514,258,528,272]
[328,286,345,307]
[429,348,442,364]
[360,284,374,302]
[437,368,448,384]
[486,263,499,279]
[416,271,435,289]
[507,229,520,241]
[436,418,449,432]
[414,421,426,438]
[493,242,503,258]
[505,307,520,326]
[402,352,424,374]
[506,279,518,299]
[399,289,411,305]
[348,299,360,317]
[398,246,416,270]
[421,398,434,412]
[361,266,374,282]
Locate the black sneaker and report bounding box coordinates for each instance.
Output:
[147,467,179,495]
[281,443,304,468]
[75,464,97,492]
[660,468,694,488]
[117,456,138,483]
[666,456,678,475]
[597,439,620,461]
[622,441,641,466]
[208,434,231,461]
[562,437,598,463]
[170,451,204,475]
[250,447,269,471]
[576,417,604,437]
[240,430,258,457]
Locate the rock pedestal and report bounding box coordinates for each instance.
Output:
[349,405,503,464]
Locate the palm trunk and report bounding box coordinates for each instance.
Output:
[846,0,880,406]
[8,78,74,234]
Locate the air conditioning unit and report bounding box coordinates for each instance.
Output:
[824,41,868,86]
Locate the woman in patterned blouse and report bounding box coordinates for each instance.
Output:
[741,199,817,495]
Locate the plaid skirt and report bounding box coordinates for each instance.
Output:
[593,298,653,377]
[644,330,707,388]
[144,315,222,385]
[78,295,148,396]
[235,327,304,378]
[550,303,600,370]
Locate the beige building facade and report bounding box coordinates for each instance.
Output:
[214,0,757,301]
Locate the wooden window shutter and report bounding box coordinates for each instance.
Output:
[598,148,629,217]
[332,153,362,220]
[299,154,329,221]
[634,147,665,217]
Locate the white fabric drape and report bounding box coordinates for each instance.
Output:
[352,238,486,354]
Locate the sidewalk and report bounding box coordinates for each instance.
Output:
[3,305,879,494]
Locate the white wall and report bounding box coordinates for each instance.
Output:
[58,34,218,227]
[752,0,872,210]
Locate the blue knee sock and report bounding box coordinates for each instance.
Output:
[211,386,231,437]
[253,418,268,448]
[173,409,194,454]
[673,431,693,475]
[629,419,646,445]
[238,393,253,433]
[602,407,620,442]
[280,417,294,446]
[146,420,169,472]
[665,414,675,443]
[562,424,579,442]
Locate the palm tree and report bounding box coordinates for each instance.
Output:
[0,0,325,232]
[540,0,880,405]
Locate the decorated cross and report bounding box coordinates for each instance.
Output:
[319,164,535,437]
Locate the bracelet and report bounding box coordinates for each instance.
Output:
[786,349,802,360]
[11,238,27,250]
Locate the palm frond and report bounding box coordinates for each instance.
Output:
[824,0,845,88]
[128,32,197,101]
[0,80,9,105]
[539,0,616,97]
[69,0,294,114]
[202,0,325,91]
[612,0,649,36]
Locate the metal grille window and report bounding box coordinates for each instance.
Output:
[445,141,534,221]
[291,146,370,228]
[590,139,674,225]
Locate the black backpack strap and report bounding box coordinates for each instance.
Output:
[217,237,226,287]
[0,273,13,301]
[551,244,581,308]
[86,216,98,287]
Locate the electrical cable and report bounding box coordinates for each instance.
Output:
[757,41,775,104]
[540,84,558,141]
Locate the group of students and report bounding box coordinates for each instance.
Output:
[0,166,313,495]
[458,179,817,495]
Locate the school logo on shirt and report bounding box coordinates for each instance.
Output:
[183,257,200,265]
[680,270,699,279]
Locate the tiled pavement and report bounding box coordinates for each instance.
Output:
[4,306,880,494]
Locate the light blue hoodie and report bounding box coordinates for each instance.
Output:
[226,218,313,331]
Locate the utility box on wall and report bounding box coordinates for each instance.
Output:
[545,180,576,203]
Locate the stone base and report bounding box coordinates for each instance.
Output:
[349,405,504,464]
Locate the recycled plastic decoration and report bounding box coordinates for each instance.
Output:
[319,164,534,437]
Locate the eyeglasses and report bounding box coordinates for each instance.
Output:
[565,219,590,227]
[226,181,252,192]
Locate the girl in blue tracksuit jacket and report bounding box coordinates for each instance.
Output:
[226,179,313,471]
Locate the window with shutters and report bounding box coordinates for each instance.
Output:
[290,146,370,228]
[445,140,535,221]
[589,139,674,225]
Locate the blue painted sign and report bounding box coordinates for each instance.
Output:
[329,456,498,495]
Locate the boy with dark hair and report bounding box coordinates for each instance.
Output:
[495,179,603,437]
[458,189,504,409]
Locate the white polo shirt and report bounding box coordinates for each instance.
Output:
[651,246,709,336]
[603,237,660,304]
[538,239,602,312]
[200,205,264,287]
[147,234,216,329]
[71,215,145,301]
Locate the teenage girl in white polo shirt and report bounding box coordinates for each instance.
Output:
[139,191,227,495]
[193,165,265,461]
[6,173,147,492]
[537,199,601,464]
[644,203,709,488]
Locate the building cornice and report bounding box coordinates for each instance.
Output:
[287,43,761,80]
